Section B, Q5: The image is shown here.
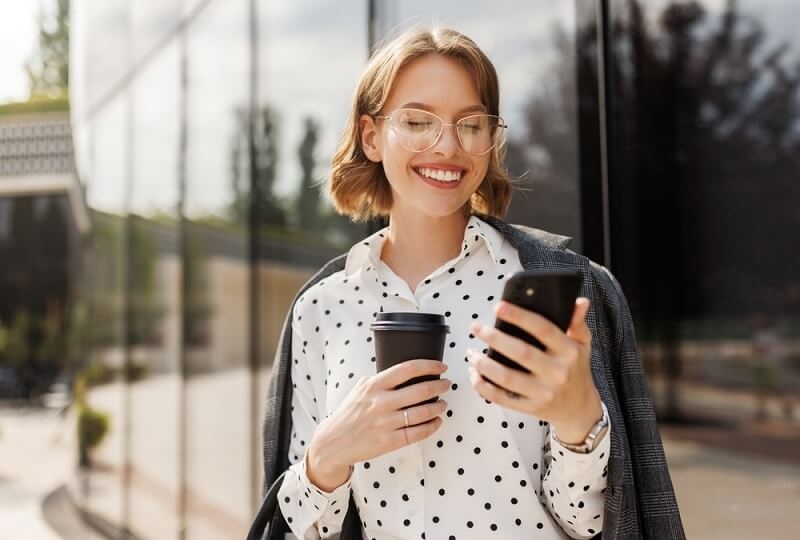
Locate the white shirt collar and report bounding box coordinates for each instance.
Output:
[344,215,505,276]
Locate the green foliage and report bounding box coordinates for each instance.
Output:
[26,0,70,98]
[74,373,110,467]
[0,97,69,117]
[125,361,149,383]
[3,312,32,369]
[0,322,7,355]
[83,362,116,387]
[77,405,109,451]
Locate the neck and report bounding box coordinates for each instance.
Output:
[380,211,469,292]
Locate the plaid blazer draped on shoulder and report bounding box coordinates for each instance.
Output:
[258,216,685,540]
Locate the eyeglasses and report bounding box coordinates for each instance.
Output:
[373,108,508,156]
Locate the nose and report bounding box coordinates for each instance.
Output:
[432,124,460,157]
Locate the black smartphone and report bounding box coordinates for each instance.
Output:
[487,269,583,373]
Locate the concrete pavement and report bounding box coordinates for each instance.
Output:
[0,405,103,540]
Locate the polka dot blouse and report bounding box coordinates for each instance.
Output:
[278,216,611,540]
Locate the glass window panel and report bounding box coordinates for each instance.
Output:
[127,41,182,539]
[80,98,127,530]
[83,0,130,110]
[131,1,180,63]
[184,1,252,536]
[254,0,370,499]
[607,0,800,536]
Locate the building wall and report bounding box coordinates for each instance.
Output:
[69,0,800,538]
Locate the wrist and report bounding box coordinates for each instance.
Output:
[552,391,603,444]
[306,433,352,493]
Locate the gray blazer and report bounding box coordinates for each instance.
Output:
[259,216,685,539]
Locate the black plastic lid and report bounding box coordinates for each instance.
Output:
[370,312,450,333]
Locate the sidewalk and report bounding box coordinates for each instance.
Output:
[663,435,800,539]
[0,405,103,540]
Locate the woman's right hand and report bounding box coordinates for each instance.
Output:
[306,359,450,492]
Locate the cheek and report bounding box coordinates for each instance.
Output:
[471,158,491,186]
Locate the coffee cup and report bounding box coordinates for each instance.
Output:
[371,312,450,405]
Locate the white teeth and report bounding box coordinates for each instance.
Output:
[416,167,462,182]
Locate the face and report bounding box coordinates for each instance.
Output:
[360,54,491,221]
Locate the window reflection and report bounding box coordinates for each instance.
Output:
[184,1,252,536]
[606,8,800,534]
[83,0,130,109]
[81,98,127,529]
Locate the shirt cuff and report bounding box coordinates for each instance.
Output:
[278,452,353,538]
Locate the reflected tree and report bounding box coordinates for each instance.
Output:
[230,105,288,228]
[26,0,69,99]
[296,117,321,231]
[127,218,163,347]
[504,23,582,242]
[611,0,800,319]
[613,0,800,417]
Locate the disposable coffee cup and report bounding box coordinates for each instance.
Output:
[371,312,450,406]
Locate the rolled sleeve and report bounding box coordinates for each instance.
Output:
[541,401,611,539]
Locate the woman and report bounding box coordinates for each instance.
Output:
[258,27,684,540]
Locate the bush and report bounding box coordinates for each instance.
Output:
[77,405,109,467]
[83,362,116,386]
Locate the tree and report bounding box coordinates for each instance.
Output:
[296,117,321,230]
[26,0,70,99]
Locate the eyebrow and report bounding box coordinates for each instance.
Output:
[399,102,488,114]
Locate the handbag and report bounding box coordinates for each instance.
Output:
[247,471,289,540]
[247,471,362,540]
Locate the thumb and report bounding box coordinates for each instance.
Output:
[566,297,591,346]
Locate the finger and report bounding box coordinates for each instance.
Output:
[385,378,451,410]
[395,416,443,446]
[492,301,573,353]
[466,348,535,397]
[376,359,448,389]
[566,297,592,346]
[467,364,535,413]
[395,398,448,429]
[469,322,552,377]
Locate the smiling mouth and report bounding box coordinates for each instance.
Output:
[413,166,464,183]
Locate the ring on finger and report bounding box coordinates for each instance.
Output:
[403,409,410,428]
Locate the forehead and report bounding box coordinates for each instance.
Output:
[383,54,483,113]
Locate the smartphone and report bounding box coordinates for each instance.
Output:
[487,269,583,373]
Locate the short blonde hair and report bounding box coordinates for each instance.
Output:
[329,27,513,222]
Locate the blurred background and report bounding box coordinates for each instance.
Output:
[0,0,798,539]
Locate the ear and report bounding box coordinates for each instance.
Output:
[359,114,383,163]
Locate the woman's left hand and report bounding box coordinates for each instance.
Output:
[467,297,603,444]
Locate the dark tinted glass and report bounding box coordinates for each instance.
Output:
[607,1,800,535]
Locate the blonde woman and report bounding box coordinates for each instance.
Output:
[254,27,683,540]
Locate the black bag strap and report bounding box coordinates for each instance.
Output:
[247,471,288,540]
[247,471,362,540]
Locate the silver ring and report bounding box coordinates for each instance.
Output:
[403,409,410,428]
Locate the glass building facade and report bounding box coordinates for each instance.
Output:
[66,0,799,538]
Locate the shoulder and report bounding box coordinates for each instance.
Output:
[487,216,629,316]
[291,254,349,324]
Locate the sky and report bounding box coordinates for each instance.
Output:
[0,1,46,103]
